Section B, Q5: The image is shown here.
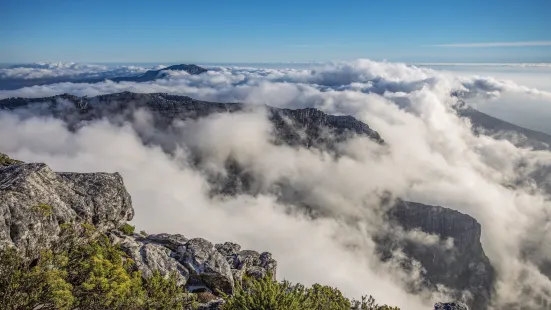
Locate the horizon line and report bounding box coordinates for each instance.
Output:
[433,41,551,48]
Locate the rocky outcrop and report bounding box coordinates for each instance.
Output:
[0,160,277,299]
[0,162,133,254]
[386,201,494,309]
[112,233,277,295]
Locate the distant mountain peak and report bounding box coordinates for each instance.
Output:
[110,64,207,82]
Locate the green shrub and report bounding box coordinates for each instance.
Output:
[0,247,74,310]
[119,223,135,235]
[351,295,401,310]
[32,203,54,217]
[0,230,200,310]
[304,283,351,310]
[222,275,308,310]
[223,276,401,310]
[142,270,197,310]
[0,153,22,167]
[66,235,144,309]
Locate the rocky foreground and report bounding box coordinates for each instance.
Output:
[0,154,471,309]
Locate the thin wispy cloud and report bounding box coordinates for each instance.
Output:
[433,41,551,48]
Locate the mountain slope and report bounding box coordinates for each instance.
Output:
[457,103,551,150]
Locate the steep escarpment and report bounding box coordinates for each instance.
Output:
[385,201,494,309]
[0,92,384,147]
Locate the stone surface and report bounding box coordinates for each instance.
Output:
[146,233,188,251]
[216,242,278,283]
[110,232,189,286]
[0,162,133,254]
[176,238,235,294]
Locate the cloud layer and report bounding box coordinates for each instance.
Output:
[1,59,551,309]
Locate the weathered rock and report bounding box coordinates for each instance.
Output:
[146,233,188,251]
[110,232,189,286]
[434,301,469,310]
[215,242,277,283]
[0,162,133,254]
[176,238,235,294]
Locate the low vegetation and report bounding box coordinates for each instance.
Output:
[0,214,400,310]
[0,232,195,310]
[222,275,400,310]
[119,223,135,235]
[0,153,22,167]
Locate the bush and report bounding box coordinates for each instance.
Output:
[0,231,198,310]
[222,275,308,310]
[142,270,197,310]
[119,223,135,235]
[0,153,22,167]
[0,247,74,310]
[66,235,144,309]
[32,203,54,217]
[222,276,401,310]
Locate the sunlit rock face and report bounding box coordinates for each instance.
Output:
[0,161,133,253]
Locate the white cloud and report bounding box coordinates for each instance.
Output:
[0,62,166,80]
[2,59,551,308]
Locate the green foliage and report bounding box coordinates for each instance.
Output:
[222,275,308,310]
[351,295,401,310]
[0,247,74,310]
[140,230,148,237]
[223,276,401,310]
[66,235,144,309]
[0,153,22,167]
[119,223,135,235]
[0,232,199,310]
[305,283,351,310]
[32,203,54,217]
[142,270,197,310]
[1,221,400,310]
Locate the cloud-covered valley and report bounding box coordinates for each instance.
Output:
[1,60,551,309]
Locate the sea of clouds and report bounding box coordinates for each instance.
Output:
[1,59,551,309]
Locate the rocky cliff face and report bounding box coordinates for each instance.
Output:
[385,201,494,309]
[0,161,133,253]
[0,157,276,306]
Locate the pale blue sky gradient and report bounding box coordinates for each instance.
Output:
[1,0,550,63]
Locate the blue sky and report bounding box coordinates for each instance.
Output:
[1,0,550,63]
